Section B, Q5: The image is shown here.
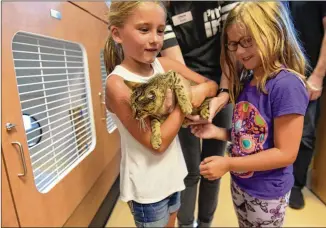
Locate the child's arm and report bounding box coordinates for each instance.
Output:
[227,114,304,171]
[158,57,219,107]
[206,61,231,122]
[190,124,230,142]
[307,15,326,100]
[199,114,305,181]
[105,75,185,154]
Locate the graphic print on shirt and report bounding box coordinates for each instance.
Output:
[203,2,237,38]
[228,101,268,178]
[203,7,222,38]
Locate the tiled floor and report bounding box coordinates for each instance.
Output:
[106,173,326,227]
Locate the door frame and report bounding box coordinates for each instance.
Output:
[2,2,120,226]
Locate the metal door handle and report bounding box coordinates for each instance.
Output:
[102,102,107,120]
[11,141,27,177]
[99,92,107,120]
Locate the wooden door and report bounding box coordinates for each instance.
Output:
[71,1,109,23]
[2,151,20,227]
[312,92,326,203]
[2,2,120,227]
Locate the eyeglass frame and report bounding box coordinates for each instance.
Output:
[225,36,253,52]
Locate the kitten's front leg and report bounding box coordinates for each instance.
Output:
[173,74,193,115]
[199,98,211,120]
[151,118,162,149]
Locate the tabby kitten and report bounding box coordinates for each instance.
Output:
[125,70,211,150]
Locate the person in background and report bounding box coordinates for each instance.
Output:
[161,1,238,227]
[286,1,326,209]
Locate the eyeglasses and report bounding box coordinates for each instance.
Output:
[226,36,253,52]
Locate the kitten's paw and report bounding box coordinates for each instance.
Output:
[200,107,210,120]
[182,118,191,128]
[151,136,162,150]
[180,102,193,115]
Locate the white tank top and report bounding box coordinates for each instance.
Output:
[106,58,187,204]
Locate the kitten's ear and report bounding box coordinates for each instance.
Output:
[124,80,142,89]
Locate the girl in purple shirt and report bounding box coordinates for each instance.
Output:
[190,2,309,227]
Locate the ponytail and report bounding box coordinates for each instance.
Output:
[104,35,123,75]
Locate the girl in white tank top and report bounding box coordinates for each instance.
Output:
[104,2,218,227]
[107,58,188,204]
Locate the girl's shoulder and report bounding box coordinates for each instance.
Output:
[105,74,129,99]
[106,73,124,84]
[267,70,309,119]
[268,69,306,91]
[267,70,309,107]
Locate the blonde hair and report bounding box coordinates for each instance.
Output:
[104,1,165,74]
[220,2,309,104]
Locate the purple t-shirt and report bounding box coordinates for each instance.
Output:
[228,70,309,199]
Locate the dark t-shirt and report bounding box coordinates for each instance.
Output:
[287,1,326,85]
[162,2,238,84]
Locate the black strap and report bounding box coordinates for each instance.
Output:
[217,88,229,95]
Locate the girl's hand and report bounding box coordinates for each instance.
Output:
[199,156,230,180]
[185,114,211,125]
[191,85,207,108]
[307,73,324,101]
[190,123,218,139]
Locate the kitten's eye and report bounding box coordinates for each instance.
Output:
[147,92,156,100]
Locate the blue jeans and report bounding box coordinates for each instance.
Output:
[128,192,181,227]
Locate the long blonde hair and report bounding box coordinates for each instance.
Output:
[220,2,309,104]
[104,1,165,74]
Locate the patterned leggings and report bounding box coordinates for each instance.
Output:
[231,181,290,227]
